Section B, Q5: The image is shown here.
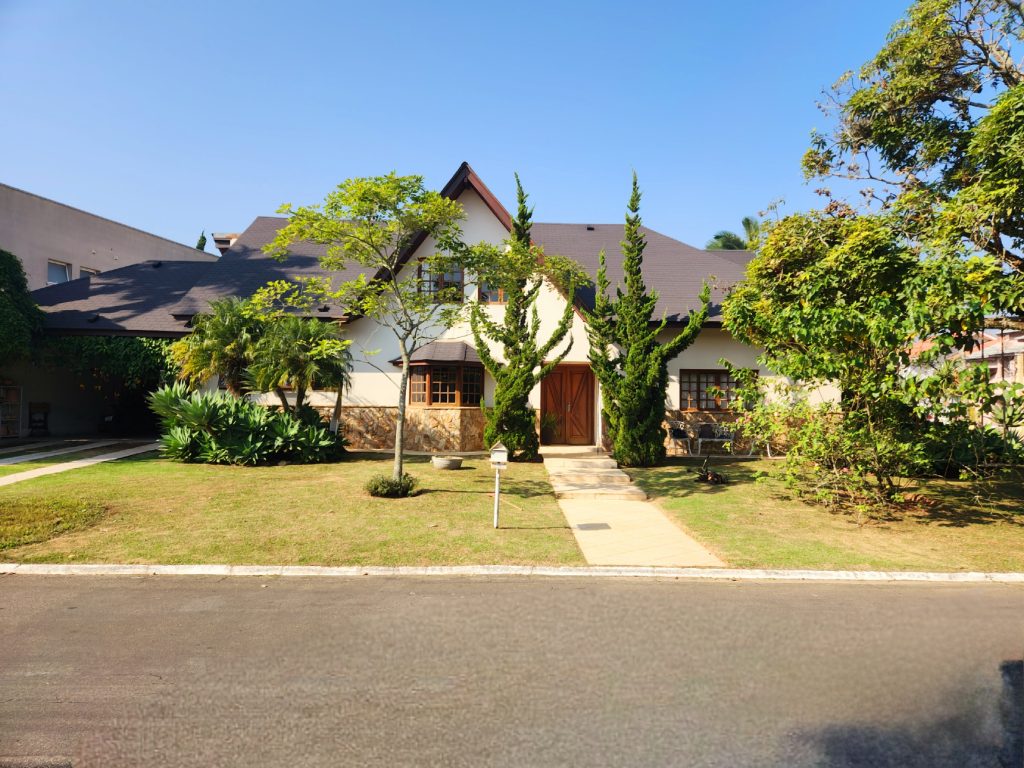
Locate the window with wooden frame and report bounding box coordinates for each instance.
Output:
[678,369,741,411]
[478,281,506,304]
[409,364,483,407]
[418,261,464,303]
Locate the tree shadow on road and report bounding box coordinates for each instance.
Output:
[792,660,1022,768]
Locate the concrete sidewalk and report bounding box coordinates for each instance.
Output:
[541,446,725,567]
[558,497,725,567]
[0,442,159,487]
[0,439,120,465]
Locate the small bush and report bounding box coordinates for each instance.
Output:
[149,383,346,466]
[365,473,418,498]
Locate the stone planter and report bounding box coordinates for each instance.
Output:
[431,456,464,470]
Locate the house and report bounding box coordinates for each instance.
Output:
[9,163,765,447]
[0,183,216,290]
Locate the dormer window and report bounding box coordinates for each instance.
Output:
[418,261,464,303]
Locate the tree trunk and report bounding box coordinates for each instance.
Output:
[274,387,290,413]
[330,388,343,434]
[295,383,307,412]
[394,344,410,481]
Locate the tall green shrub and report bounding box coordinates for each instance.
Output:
[585,175,709,467]
[469,176,578,461]
[0,249,43,367]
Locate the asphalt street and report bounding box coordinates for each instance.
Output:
[0,575,1022,767]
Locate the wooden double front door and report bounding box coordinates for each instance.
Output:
[541,366,595,445]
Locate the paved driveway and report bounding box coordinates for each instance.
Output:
[1,575,1022,767]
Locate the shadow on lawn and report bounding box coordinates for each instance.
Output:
[627,456,765,500]
[910,473,1024,528]
[416,478,557,500]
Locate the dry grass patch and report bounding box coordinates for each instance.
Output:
[0,453,582,566]
[627,458,1024,572]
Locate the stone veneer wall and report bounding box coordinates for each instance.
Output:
[338,406,486,452]
[662,410,743,455]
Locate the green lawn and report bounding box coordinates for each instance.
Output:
[0,453,583,566]
[626,457,1024,572]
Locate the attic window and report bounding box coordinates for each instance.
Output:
[47,260,70,285]
[418,261,464,303]
[586,225,595,231]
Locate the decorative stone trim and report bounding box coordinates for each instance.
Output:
[339,406,485,452]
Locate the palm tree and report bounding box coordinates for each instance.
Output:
[246,316,352,415]
[171,296,262,396]
[706,216,760,250]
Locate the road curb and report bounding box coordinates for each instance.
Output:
[2,562,1024,583]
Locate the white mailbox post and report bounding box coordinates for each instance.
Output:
[490,441,508,529]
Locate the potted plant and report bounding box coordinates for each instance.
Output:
[540,412,559,445]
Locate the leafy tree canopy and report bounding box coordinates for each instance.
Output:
[255,173,468,481]
[723,209,1016,498]
[705,217,760,251]
[804,0,1024,326]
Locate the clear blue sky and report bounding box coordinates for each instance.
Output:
[0,1,905,253]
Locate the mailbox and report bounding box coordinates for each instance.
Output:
[490,441,508,470]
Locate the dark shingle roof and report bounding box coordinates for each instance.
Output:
[171,216,357,319]
[531,223,752,323]
[172,213,751,327]
[390,341,482,366]
[33,260,214,336]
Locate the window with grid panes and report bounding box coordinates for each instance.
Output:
[678,369,740,411]
[408,365,484,407]
[462,367,483,406]
[418,262,463,302]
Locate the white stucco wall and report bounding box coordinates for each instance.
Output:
[343,188,510,407]
[327,187,808,433]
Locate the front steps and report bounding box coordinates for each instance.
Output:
[542,451,647,501]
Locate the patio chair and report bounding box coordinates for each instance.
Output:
[665,420,691,455]
[696,423,735,456]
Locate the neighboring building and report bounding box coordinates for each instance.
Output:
[0,182,216,290]
[8,163,766,445]
[965,330,1024,385]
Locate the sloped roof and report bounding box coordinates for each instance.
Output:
[530,223,752,323]
[170,215,354,320]
[33,260,214,336]
[173,162,511,318]
[389,341,483,366]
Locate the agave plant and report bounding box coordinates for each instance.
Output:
[148,383,346,466]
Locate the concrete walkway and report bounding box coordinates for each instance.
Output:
[0,439,120,466]
[0,442,159,487]
[541,446,725,567]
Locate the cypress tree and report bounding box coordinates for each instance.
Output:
[470,175,577,461]
[585,174,710,466]
[196,231,207,250]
